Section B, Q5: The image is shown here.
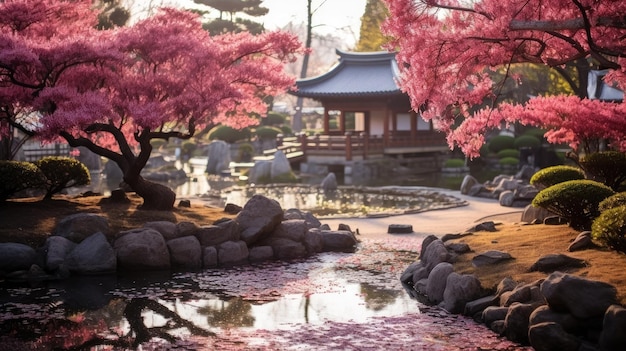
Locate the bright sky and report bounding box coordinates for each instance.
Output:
[171,0,367,46]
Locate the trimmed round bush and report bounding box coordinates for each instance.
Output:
[498,156,519,166]
[444,158,466,168]
[488,135,515,153]
[236,142,255,162]
[579,151,626,191]
[207,125,251,144]
[514,135,541,149]
[35,156,90,199]
[497,149,520,159]
[592,205,626,254]
[532,180,615,230]
[0,160,46,201]
[261,112,287,126]
[598,192,626,212]
[530,165,585,190]
[255,126,282,141]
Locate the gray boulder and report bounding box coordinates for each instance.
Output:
[529,254,586,272]
[283,208,322,229]
[205,140,231,175]
[271,219,308,242]
[498,190,515,207]
[441,272,483,314]
[541,271,618,319]
[599,304,626,351]
[114,228,170,271]
[521,204,558,224]
[143,221,179,241]
[195,224,238,247]
[504,302,536,344]
[236,195,283,245]
[528,322,581,351]
[53,213,109,243]
[167,236,202,270]
[248,246,274,263]
[426,262,454,304]
[217,240,249,266]
[529,305,581,334]
[568,231,595,252]
[460,175,479,195]
[177,221,200,237]
[264,237,307,260]
[247,160,271,184]
[320,230,357,252]
[65,232,116,274]
[482,306,510,327]
[421,239,451,272]
[203,246,218,268]
[472,250,513,267]
[44,236,77,271]
[270,150,292,179]
[0,243,38,272]
[321,172,338,191]
[303,229,323,254]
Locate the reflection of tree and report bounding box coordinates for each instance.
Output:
[360,283,400,311]
[197,297,255,328]
[67,298,214,350]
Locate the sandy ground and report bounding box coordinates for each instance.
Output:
[320,190,524,240]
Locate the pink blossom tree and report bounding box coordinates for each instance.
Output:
[0,0,302,209]
[382,0,626,158]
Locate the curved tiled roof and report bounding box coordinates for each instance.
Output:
[291,50,402,98]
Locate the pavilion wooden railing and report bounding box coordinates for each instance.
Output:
[270,132,446,162]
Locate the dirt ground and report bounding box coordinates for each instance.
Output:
[1,194,625,305]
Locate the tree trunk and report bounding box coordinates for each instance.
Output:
[125,175,176,210]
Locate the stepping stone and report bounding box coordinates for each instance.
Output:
[388,224,413,234]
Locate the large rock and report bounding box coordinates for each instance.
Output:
[248,246,274,263]
[521,204,558,224]
[528,322,581,351]
[303,229,323,254]
[217,240,249,266]
[529,254,586,272]
[460,175,479,195]
[529,305,581,334]
[319,230,357,252]
[271,219,308,242]
[426,262,454,304]
[320,172,338,191]
[236,195,283,245]
[504,302,536,344]
[0,243,38,272]
[264,237,307,260]
[599,304,626,351]
[205,140,231,175]
[167,236,202,270]
[143,221,179,241]
[195,223,238,247]
[541,271,618,319]
[65,232,116,274]
[472,250,513,267]
[53,213,110,243]
[247,160,271,184]
[441,272,483,314]
[270,150,292,179]
[114,228,170,271]
[283,208,322,229]
[421,239,451,272]
[44,236,77,271]
[203,246,218,268]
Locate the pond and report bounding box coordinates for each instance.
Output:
[0,237,530,350]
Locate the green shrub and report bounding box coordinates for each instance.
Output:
[488,135,515,153]
[530,165,585,190]
[514,135,541,149]
[592,205,626,254]
[255,126,282,141]
[498,156,519,166]
[444,158,466,168]
[497,149,520,159]
[598,192,626,212]
[236,143,255,162]
[522,128,546,140]
[0,160,46,201]
[261,112,287,126]
[35,157,90,199]
[579,151,626,191]
[532,180,615,230]
[280,125,293,136]
[207,125,251,144]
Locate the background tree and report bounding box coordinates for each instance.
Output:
[1,0,302,210]
[94,0,131,29]
[382,0,626,158]
[193,0,268,34]
[355,0,389,52]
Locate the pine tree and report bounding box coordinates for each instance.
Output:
[355,0,389,52]
[194,0,268,34]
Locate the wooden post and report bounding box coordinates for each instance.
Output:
[299,132,307,157]
[361,132,368,160]
[345,132,352,161]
